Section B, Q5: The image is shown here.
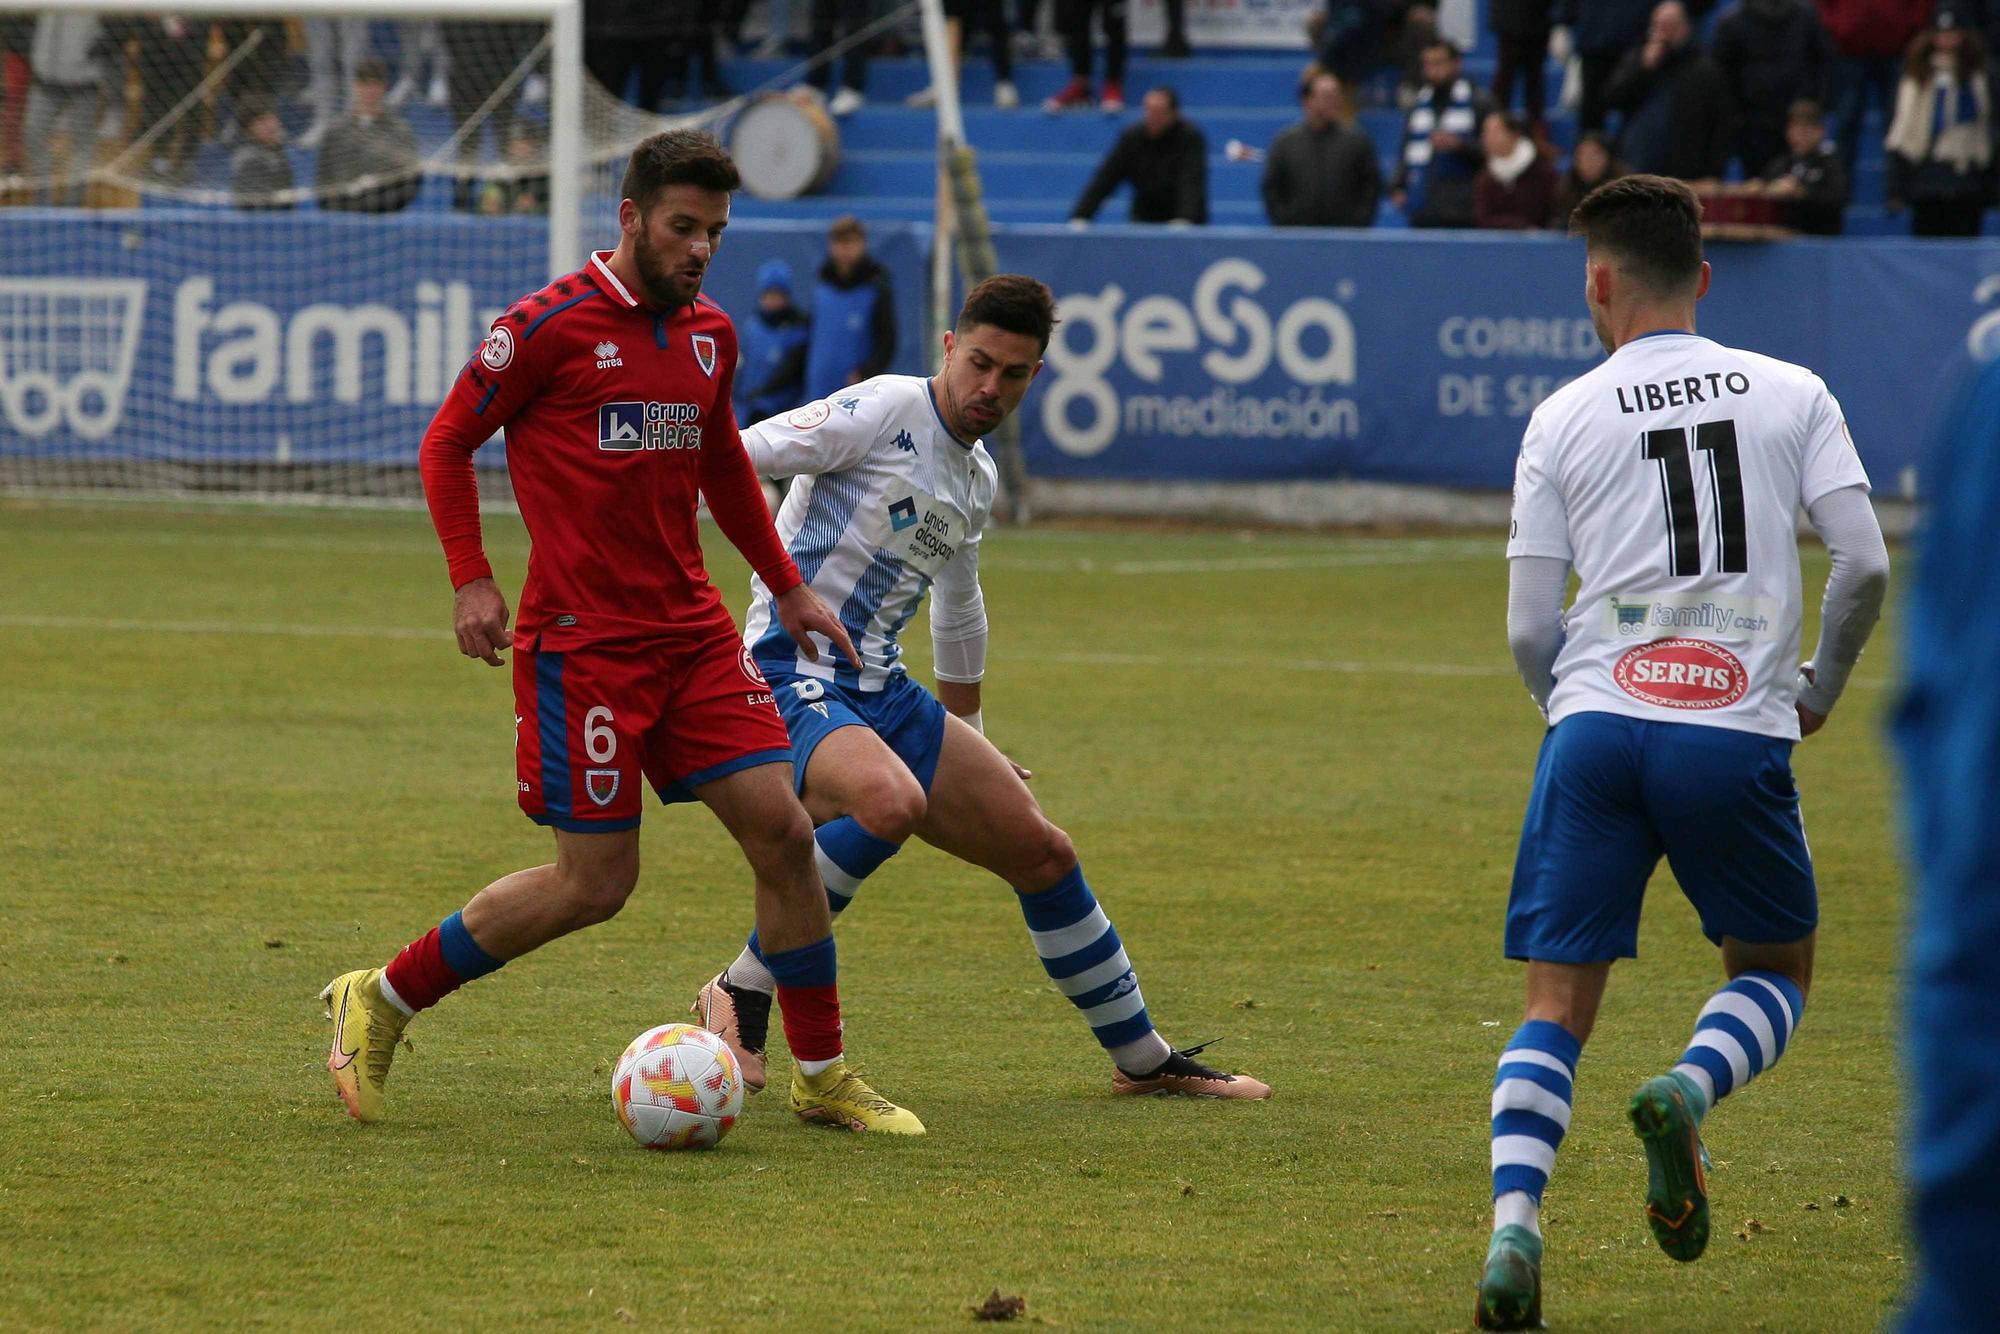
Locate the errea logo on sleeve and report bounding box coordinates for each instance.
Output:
[599,401,703,451]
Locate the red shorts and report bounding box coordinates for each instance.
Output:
[513,626,792,832]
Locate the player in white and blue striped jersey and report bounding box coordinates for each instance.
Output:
[689,275,1271,1111]
[1473,178,1889,1329]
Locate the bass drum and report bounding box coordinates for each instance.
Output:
[730,93,840,200]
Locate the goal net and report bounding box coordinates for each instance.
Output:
[0,0,745,503]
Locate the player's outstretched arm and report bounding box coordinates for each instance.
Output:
[1796,484,1890,736]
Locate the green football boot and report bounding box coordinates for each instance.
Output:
[1473,1223,1544,1330]
[1629,1073,1711,1262]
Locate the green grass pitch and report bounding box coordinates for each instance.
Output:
[0,499,1906,1330]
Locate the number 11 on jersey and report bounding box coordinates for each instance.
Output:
[1643,419,1747,578]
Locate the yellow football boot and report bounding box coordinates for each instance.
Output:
[788,1061,925,1135]
[320,968,409,1123]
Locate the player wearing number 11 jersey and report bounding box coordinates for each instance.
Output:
[1471,176,1890,1329]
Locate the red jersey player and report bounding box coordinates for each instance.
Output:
[320,130,922,1135]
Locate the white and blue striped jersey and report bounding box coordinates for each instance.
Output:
[741,375,998,691]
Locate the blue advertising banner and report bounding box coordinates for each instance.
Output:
[8,209,1989,496]
[990,225,2000,494]
[0,211,928,464]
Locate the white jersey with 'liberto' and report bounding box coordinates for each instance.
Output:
[1506,330,1869,741]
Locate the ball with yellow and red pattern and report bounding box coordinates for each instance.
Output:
[612,1023,744,1150]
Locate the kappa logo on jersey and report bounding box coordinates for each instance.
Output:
[599,400,703,451]
[584,768,621,807]
[888,496,919,532]
[834,395,860,414]
[594,340,622,369]
[892,429,916,454]
[1613,638,1748,710]
[691,333,717,377]
[787,401,831,430]
[480,324,515,371]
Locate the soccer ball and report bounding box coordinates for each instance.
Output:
[612,1023,743,1150]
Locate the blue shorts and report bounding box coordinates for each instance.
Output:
[1505,712,1817,963]
[762,666,949,795]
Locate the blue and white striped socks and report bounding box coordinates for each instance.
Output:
[730,817,902,995]
[1017,866,1171,1075]
[1670,969,1806,1121]
[1491,1019,1580,1237]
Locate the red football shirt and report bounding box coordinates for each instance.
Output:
[420,249,801,646]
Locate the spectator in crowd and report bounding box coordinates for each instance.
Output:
[1817,0,1932,175]
[314,58,421,213]
[443,20,538,210]
[1606,1,1734,181]
[1311,1,1440,106]
[745,0,797,57]
[0,17,31,176]
[1473,109,1558,228]
[1713,0,1832,178]
[1886,9,1995,236]
[1262,68,1382,226]
[387,21,448,109]
[584,1,676,111]
[113,16,206,184]
[216,20,291,138]
[737,259,812,426]
[478,121,550,215]
[299,19,369,150]
[231,97,294,210]
[809,0,874,116]
[22,14,108,207]
[1489,0,1555,128]
[661,0,729,105]
[907,1,1019,110]
[1547,130,1630,224]
[805,215,898,401]
[1044,0,1129,113]
[1015,0,1061,61]
[1393,39,1493,227]
[1068,85,1208,224]
[1162,0,1193,58]
[1759,97,1849,232]
[1573,0,1657,133]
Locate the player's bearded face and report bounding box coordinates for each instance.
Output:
[940,325,1043,438]
[629,185,732,308]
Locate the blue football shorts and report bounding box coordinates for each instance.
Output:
[762,666,949,795]
[1505,711,1817,963]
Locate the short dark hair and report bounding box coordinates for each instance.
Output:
[957,274,1058,355]
[354,57,389,86]
[1569,173,1704,296]
[620,130,740,210]
[1298,67,1339,100]
[1147,85,1179,111]
[1787,97,1825,125]
[1423,38,1462,62]
[827,214,866,242]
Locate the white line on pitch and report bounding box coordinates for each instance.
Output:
[0,614,1888,693]
[0,614,441,642]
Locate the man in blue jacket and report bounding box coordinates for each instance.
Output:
[805,216,897,403]
[735,258,811,426]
